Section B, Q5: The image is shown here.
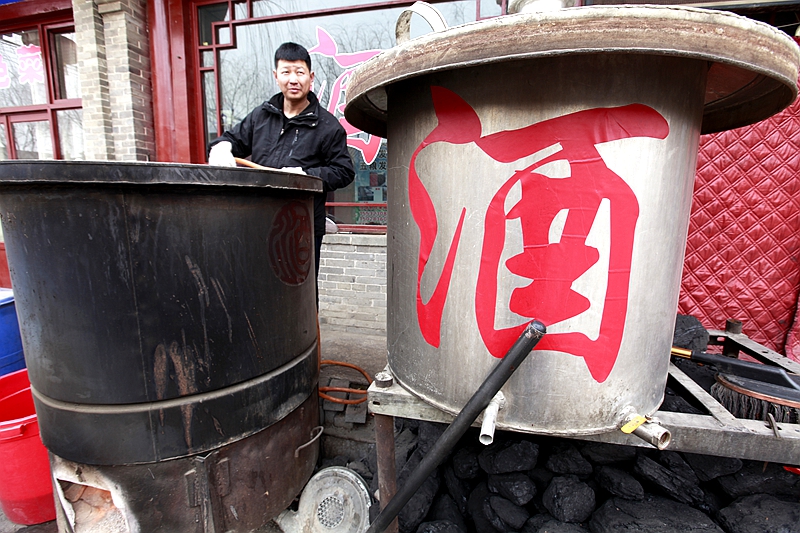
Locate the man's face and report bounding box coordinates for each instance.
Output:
[274,59,314,105]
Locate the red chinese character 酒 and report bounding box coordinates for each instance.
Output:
[408,86,669,382]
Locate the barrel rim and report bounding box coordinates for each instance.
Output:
[344,4,800,136]
[0,160,324,194]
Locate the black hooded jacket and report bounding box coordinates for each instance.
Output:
[210,91,355,235]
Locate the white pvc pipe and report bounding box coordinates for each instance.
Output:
[479,391,506,445]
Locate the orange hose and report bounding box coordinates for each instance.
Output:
[319,360,372,404]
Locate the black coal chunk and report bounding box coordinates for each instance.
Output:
[415,520,465,533]
[398,449,440,533]
[716,461,800,500]
[595,466,644,501]
[488,472,537,506]
[657,451,700,486]
[633,454,705,506]
[478,439,539,474]
[673,314,709,352]
[590,495,724,533]
[520,514,554,532]
[580,442,637,465]
[489,495,530,530]
[443,465,471,517]
[528,467,555,494]
[524,519,589,532]
[718,493,800,533]
[545,445,593,477]
[452,446,481,480]
[481,498,511,532]
[661,387,704,414]
[428,493,467,533]
[466,482,496,533]
[541,475,596,523]
[418,422,448,455]
[395,427,419,472]
[682,452,742,482]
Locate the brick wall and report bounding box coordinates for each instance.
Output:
[318,234,387,335]
[73,0,154,161]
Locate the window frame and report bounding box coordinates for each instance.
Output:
[0,17,81,160]
[190,0,507,233]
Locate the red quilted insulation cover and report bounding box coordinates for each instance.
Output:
[679,69,800,362]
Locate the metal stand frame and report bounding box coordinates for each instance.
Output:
[368,328,800,468]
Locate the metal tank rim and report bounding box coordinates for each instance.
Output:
[388,365,631,437]
[0,160,324,193]
[344,4,800,137]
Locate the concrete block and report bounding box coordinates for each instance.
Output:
[345,399,368,424]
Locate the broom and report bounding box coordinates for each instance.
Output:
[671,347,800,423]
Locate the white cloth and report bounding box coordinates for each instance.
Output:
[208,141,236,167]
[281,166,306,175]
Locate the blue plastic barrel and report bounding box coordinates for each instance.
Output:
[0,289,24,377]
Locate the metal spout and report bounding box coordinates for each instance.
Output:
[620,410,671,450]
[479,391,506,445]
[632,420,672,450]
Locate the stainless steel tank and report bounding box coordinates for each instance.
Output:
[345,5,800,435]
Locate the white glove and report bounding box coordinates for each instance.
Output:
[281,166,306,175]
[208,141,236,167]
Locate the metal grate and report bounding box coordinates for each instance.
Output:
[316,495,345,528]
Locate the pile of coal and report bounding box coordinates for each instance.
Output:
[353,419,800,533]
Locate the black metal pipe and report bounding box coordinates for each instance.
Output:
[672,347,800,391]
[366,320,546,533]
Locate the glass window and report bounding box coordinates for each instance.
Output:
[216,3,474,128]
[202,70,218,145]
[198,3,230,46]
[202,1,478,229]
[57,109,84,160]
[12,120,53,159]
[53,31,80,100]
[0,124,7,160]
[480,0,504,18]
[250,0,404,18]
[233,1,248,19]
[1,19,82,160]
[0,30,47,108]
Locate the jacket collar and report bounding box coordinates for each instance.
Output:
[266,91,320,123]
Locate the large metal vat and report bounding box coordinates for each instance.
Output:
[0,161,322,531]
[345,6,800,435]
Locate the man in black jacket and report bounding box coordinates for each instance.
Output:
[208,42,355,296]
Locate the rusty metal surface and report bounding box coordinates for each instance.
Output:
[345,5,800,136]
[50,392,320,533]
[374,414,399,533]
[0,161,320,464]
[33,344,318,465]
[0,160,323,191]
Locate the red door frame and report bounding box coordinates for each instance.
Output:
[148,0,204,163]
[5,112,55,160]
[0,0,72,26]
